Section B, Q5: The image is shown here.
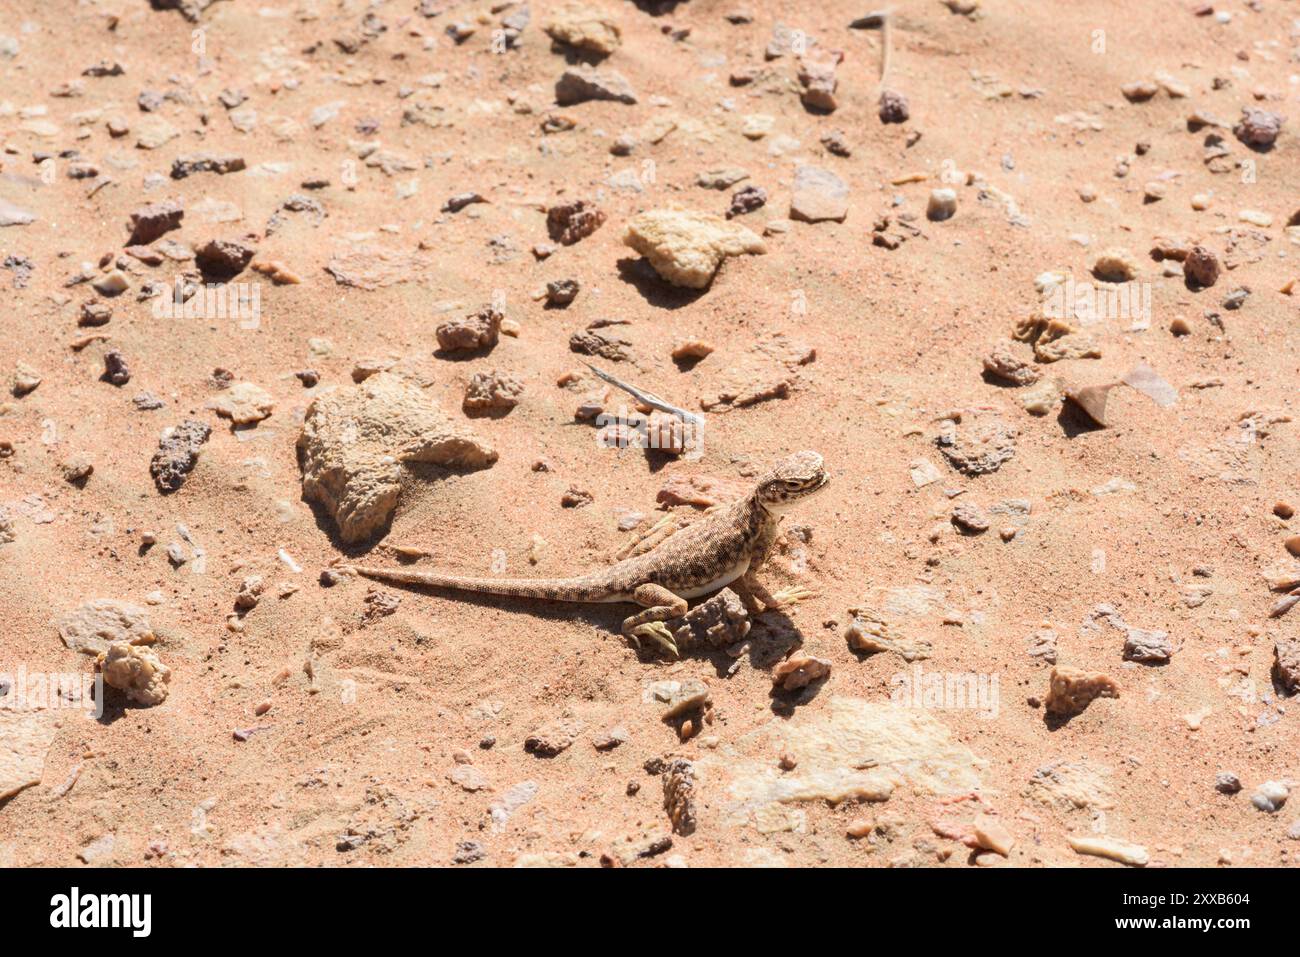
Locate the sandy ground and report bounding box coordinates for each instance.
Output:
[1,0,1298,868]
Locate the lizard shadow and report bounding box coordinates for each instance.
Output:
[680,608,809,692]
[752,613,828,715]
[358,578,634,636]
[565,422,680,476]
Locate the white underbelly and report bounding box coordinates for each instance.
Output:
[677,558,750,599]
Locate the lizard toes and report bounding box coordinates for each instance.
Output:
[630,622,679,659]
[769,585,817,609]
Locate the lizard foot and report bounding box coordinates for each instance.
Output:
[767,585,817,610]
[628,621,680,659]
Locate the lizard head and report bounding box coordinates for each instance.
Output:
[755,450,828,513]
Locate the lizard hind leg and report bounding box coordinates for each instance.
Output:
[622,583,689,658]
[612,514,685,561]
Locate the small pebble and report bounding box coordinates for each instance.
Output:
[1252,781,1289,813]
[926,188,957,222]
[1215,772,1242,794]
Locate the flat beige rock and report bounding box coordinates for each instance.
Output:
[623,209,765,289]
[325,246,432,290]
[1067,834,1149,867]
[790,165,849,223]
[58,599,154,656]
[1025,760,1116,810]
[707,696,986,838]
[0,710,60,801]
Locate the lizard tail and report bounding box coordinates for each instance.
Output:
[349,566,622,603]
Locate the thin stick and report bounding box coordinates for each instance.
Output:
[583,362,704,426]
[848,9,894,86]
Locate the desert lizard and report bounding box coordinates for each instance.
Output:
[351,450,828,657]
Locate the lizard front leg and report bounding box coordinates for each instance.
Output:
[736,570,816,613]
[730,574,768,617]
[622,583,689,658]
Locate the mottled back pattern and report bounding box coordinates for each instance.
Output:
[607,497,767,595]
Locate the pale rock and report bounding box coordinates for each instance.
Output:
[704,697,986,834]
[0,198,36,227]
[0,709,60,800]
[1044,666,1119,717]
[972,814,1015,856]
[983,346,1039,386]
[208,381,275,425]
[297,373,497,542]
[741,114,774,139]
[12,362,42,396]
[92,270,129,295]
[771,655,832,691]
[1091,248,1139,283]
[136,118,179,149]
[100,640,172,706]
[544,5,621,55]
[555,66,637,106]
[623,209,765,289]
[927,188,958,221]
[1252,781,1289,813]
[790,165,849,223]
[645,678,711,719]
[846,607,932,661]
[1067,834,1149,867]
[1026,761,1115,810]
[58,599,154,656]
[696,167,749,190]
